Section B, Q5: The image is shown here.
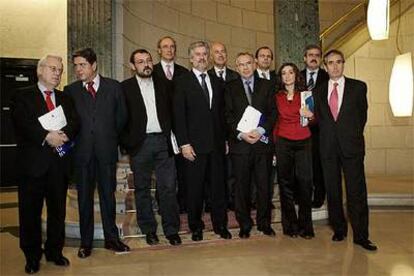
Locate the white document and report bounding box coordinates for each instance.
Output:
[37,105,67,131]
[170,132,180,154]
[237,105,262,133]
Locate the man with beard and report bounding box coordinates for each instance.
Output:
[174,41,231,241]
[120,49,181,246]
[300,44,329,208]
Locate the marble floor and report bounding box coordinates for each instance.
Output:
[0,176,413,276]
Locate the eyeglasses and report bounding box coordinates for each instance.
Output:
[42,65,63,74]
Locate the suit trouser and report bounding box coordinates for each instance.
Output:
[75,156,119,247]
[18,159,67,261]
[310,126,326,205]
[184,151,227,232]
[175,154,187,211]
[321,152,369,242]
[275,137,313,234]
[231,151,272,231]
[130,135,180,236]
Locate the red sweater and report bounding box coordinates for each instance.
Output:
[273,91,311,141]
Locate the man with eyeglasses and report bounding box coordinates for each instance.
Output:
[224,52,277,239]
[120,49,181,246]
[64,48,130,258]
[11,54,79,274]
[315,49,377,251]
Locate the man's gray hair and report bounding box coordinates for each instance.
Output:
[188,41,210,58]
[37,54,63,69]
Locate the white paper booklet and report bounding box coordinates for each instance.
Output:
[37,105,67,130]
[237,105,262,133]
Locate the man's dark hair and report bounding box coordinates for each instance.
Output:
[323,49,345,65]
[72,48,97,65]
[129,49,151,64]
[255,46,273,60]
[303,44,322,56]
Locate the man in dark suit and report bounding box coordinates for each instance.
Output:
[173,41,231,241]
[300,44,330,208]
[254,46,278,87]
[207,41,239,211]
[225,52,277,239]
[152,36,188,213]
[208,42,239,83]
[64,48,130,258]
[314,49,377,251]
[120,49,181,246]
[11,55,79,274]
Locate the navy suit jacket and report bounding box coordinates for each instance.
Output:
[64,75,127,165]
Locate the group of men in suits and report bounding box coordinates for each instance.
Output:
[11,37,376,274]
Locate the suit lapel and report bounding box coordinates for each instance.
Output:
[238,79,250,106]
[321,81,336,122]
[190,71,210,107]
[34,86,49,115]
[336,78,350,122]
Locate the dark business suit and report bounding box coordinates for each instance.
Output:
[224,77,277,231]
[314,77,369,242]
[11,85,79,261]
[120,74,180,236]
[64,76,127,248]
[153,61,188,211]
[208,67,239,83]
[301,68,329,207]
[173,70,227,232]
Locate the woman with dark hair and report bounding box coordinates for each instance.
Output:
[273,63,315,239]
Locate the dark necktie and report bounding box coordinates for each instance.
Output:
[308,72,315,90]
[87,81,96,99]
[245,80,253,104]
[44,90,55,111]
[218,70,224,81]
[200,73,210,103]
[261,72,267,79]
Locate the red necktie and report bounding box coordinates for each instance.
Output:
[44,90,55,111]
[87,81,96,99]
[329,82,339,121]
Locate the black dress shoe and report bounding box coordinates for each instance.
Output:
[25,259,40,274]
[332,233,346,242]
[145,232,160,246]
[283,231,298,238]
[312,201,324,208]
[259,227,276,236]
[354,239,378,251]
[238,229,250,239]
[299,232,315,240]
[217,228,232,239]
[46,255,70,266]
[104,240,131,252]
[166,234,182,246]
[191,229,203,241]
[77,247,92,258]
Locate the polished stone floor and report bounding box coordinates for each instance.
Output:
[1,176,413,275]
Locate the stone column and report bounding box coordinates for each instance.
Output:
[274,0,320,69]
[67,0,113,82]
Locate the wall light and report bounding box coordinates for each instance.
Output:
[389,52,413,117]
[367,0,390,40]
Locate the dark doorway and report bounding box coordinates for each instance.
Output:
[1,58,39,187]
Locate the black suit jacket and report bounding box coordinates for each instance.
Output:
[254,69,280,92]
[120,74,173,156]
[314,77,368,159]
[208,67,239,83]
[153,62,188,83]
[11,85,79,177]
[173,70,226,154]
[224,77,277,154]
[64,75,127,165]
[301,68,329,90]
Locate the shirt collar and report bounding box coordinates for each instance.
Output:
[329,76,345,86]
[257,68,270,75]
[161,60,174,67]
[82,74,100,88]
[37,82,54,94]
[241,75,254,85]
[214,66,225,74]
[192,67,207,77]
[306,68,319,75]
[135,74,153,86]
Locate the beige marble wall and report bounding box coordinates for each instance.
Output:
[319,0,362,32]
[116,0,275,80]
[0,0,68,87]
[344,5,414,176]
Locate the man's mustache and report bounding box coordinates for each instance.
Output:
[310,59,317,63]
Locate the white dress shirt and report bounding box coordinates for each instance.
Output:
[161,60,175,77]
[256,68,270,80]
[306,68,320,85]
[214,66,226,80]
[192,68,213,108]
[38,82,56,106]
[135,75,162,133]
[328,76,345,114]
[82,74,100,93]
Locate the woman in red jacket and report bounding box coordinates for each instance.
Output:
[274,63,315,239]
